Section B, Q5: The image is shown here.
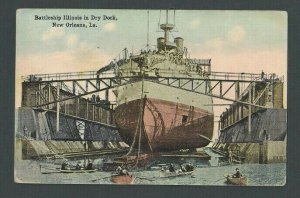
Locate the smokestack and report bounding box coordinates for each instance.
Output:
[157,37,165,51]
[174,37,184,54]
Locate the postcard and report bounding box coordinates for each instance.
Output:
[15,9,287,185]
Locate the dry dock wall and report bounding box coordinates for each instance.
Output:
[264,140,286,163]
[218,109,287,143]
[213,140,286,164]
[21,82,114,125]
[219,81,284,129]
[19,139,129,159]
[17,107,121,142]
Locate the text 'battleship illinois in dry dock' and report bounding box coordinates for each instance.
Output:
[97,16,214,151]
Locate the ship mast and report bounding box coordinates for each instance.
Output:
[160,10,174,44]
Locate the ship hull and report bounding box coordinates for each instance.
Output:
[114,97,214,151]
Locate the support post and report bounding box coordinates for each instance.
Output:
[252,82,256,112]
[73,81,76,95]
[232,105,235,123]
[220,81,222,98]
[226,108,229,127]
[237,105,239,122]
[64,101,66,114]
[92,105,95,121]
[235,82,240,100]
[105,89,109,101]
[218,119,221,138]
[96,75,100,89]
[97,107,102,122]
[56,83,60,132]
[48,84,51,109]
[241,104,243,119]
[248,84,252,134]
[76,98,79,116]
[86,100,89,119]
[38,84,41,105]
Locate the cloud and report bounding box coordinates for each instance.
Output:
[16,45,111,76]
[205,37,224,50]
[41,27,65,41]
[194,26,246,52]
[66,34,78,47]
[15,44,112,107]
[103,22,116,32]
[228,26,246,43]
[189,19,201,29]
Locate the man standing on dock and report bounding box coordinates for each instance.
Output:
[86,160,93,170]
[228,149,233,164]
[23,125,29,138]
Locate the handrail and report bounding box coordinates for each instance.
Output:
[22,69,280,83]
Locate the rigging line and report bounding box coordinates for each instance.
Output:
[137,67,146,157]
[128,67,146,157]
[158,10,161,31]
[173,9,175,26]
[138,114,142,153]
[135,112,143,166]
[166,9,168,24]
[170,31,175,40]
[147,10,149,49]
[126,113,140,155]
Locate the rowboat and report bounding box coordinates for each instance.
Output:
[159,170,194,178]
[111,174,135,184]
[102,161,125,172]
[59,169,97,173]
[225,175,247,186]
[149,163,168,170]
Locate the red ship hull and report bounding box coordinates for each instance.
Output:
[114,98,214,151]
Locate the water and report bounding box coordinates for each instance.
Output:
[15,148,286,186]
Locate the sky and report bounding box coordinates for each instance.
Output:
[16,9,287,139]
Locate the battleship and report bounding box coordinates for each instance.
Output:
[97,12,214,151]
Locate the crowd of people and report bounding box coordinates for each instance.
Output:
[61,160,94,170]
[166,163,194,173]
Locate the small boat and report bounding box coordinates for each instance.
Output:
[149,163,168,170]
[59,169,97,173]
[225,175,247,186]
[111,174,135,184]
[102,161,125,172]
[159,170,194,178]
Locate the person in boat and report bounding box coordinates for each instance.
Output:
[116,166,122,174]
[75,161,82,170]
[181,164,187,172]
[232,168,242,178]
[61,161,68,170]
[86,160,93,170]
[169,163,175,172]
[121,168,129,175]
[116,166,129,175]
[185,163,194,172]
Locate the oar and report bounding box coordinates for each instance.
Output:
[41,171,61,174]
[136,176,155,181]
[90,176,112,182]
[40,165,60,171]
[214,177,226,183]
